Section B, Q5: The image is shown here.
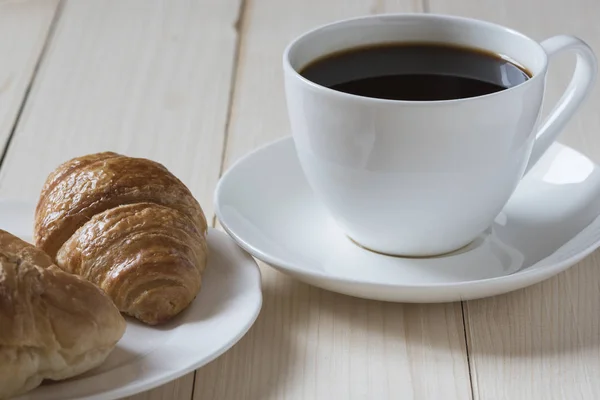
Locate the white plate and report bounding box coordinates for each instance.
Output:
[0,201,262,400]
[215,136,600,302]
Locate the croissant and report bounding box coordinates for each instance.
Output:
[0,230,126,399]
[34,152,208,325]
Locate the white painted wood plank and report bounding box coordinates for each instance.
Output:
[428,0,600,399]
[0,0,241,222]
[194,1,472,399]
[0,0,58,152]
[0,1,242,399]
[122,374,194,400]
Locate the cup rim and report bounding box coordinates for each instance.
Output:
[282,13,549,105]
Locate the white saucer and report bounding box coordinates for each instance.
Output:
[215,137,600,302]
[0,201,262,400]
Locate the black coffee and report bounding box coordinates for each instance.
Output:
[299,43,531,101]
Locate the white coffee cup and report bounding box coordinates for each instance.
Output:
[283,13,597,257]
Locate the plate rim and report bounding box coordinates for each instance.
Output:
[214,135,600,292]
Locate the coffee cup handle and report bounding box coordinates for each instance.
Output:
[524,35,598,174]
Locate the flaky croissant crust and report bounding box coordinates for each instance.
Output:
[34,152,208,325]
[34,152,207,258]
[57,202,207,324]
[0,230,126,399]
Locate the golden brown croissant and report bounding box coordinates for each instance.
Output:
[0,230,126,399]
[34,152,208,325]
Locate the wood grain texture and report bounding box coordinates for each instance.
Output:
[194,1,472,399]
[428,0,600,399]
[0,0,242,222]
[0,0,59,153]
[122,373,194,400]
[0,0,242,399]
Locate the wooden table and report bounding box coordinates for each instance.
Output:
[3,1,599,399]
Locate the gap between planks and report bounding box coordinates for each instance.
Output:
[210,0,249,231]
[0,0,64,171]
[200,0,249,397]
